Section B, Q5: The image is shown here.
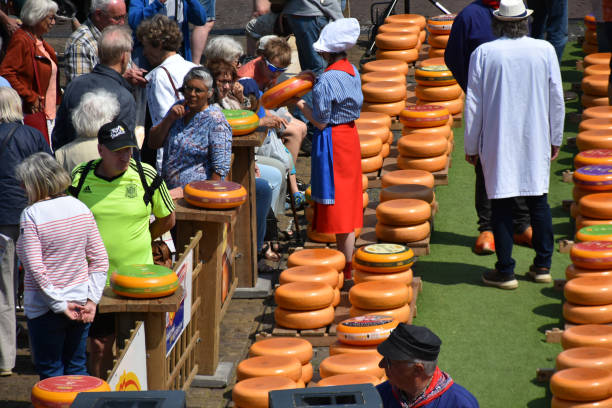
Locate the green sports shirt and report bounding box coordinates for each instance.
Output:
[70,159,175,278]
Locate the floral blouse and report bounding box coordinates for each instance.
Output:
[162,103,232,189]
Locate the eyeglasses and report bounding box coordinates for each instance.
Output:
[216,79,233,86]
[180,86,207,95]
[102,10,126,22]
[265,58,287,73]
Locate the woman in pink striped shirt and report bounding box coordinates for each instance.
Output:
[15,152,108,379]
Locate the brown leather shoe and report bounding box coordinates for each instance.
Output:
[474,231,495,255]
[514,226,533,247]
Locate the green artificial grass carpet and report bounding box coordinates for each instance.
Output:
[411,41,582,407]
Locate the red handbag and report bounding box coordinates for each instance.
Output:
[22,32,50,145]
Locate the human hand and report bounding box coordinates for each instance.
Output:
[252,0,271,17]
[551,145,560,161]
[465,154,478,166]
[260,114,288,129]
[79,300,97,323]
[232,82,244,103]
[30,96,44,113]
[168,103,187,121]
[255,163,261,177]
[124,67,148,87]
[169,186,184,200]
[4,16,19,35]
[64,302,84,320]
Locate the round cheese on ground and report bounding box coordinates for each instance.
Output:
[357,122,390,143]
[354,268,413,285]
[585,64,611,78]
[362,154,384,173]
[402,124,451,139]
[582,93,609,108]
[261,72,315,109]
[31,375,110,408]
[274,306,335,330]
[222,109,260,136]
[362,81,407,103]
[353,244,416,273]
[316,373,381,387]
[232,376,297,408]
[577,130,612,151]
[356,111,393,128]
[414,65,456,86]
[426,14,455,34]
[329,340,382,357]
[584,52,612,67]
[361,70,406,85]
[249,337,313,364]
[415,84,462,101]
[579,193,612,218]
[287,249,346,271]
[398,154,447,172]
[362,59,409,75]
[577,225,612,242]
[349,281,411,310]
[275,281,334,310]
[376,199,431,226]
[428,47,445,58]
[573,166,612,191]
[571,241,612,270]
[563,301,612,324]
[360,133,384,158]
[380,184,434,203]
[566,264,612,280]
[384,14,426,29]
[236,355,303,382]
[362,100,406,116]
[375,32,418,50]
[378,23,420,35]
[110,264,179,299]
[551,396,612,408]
[319,353,385,379]
[417,97,463,115]
[575,150,612,168]
[184,180,247,209]
[375,48,419,63]
[301,362,313,383]
[556,347,612,371]
[349,303,411,323]
[428,33,449,48]
[337,315,399,346]
[562,324,612,349]
[580,118,612,132]
[279,265,339,288]
[381,169,435,189]
[583,106,612,121]
[399,105,450,128]
[582,75,609,97]
[565,276,612,305]
[376,221,430,243]
[550,367,612,401]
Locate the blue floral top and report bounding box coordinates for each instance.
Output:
[161,103,232,189]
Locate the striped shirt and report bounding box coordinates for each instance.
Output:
[312,65,363,126]
[64,19,101,82]
[16,196,108,319]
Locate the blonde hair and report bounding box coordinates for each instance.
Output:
[16,152,71,204]
[72,89,119,139]
[0,87,24,123]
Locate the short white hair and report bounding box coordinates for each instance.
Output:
[90,0,115,13]
[0,87,24,123]
[204,36,243,64]
[20,0,58,27]
[183,66,214,91]
[72,89,119,139]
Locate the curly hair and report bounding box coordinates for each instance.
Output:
[136,14,183,52]
[207,59,238,82]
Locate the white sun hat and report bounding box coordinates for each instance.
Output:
[313,18,360,53]
[493,0,533,21]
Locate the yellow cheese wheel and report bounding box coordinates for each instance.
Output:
[398,134,448,157]
[550,367,612,401]
[362,59,409,75]
[329,340,382,357]
[382,169,435,188]
[582,93,609,108]
[261,72,315,109]
[375,32,418,50]
[376,48,419,63]
[403,124,451,139]
[577,225,612,242]
[223,109,260,136]
[414,65,455,86]
[337,315,399,346]
[571,241,612,270]
[362,174,369,191]
[381,142,391,159]
[580,119,612,132]
[586,28,598,45]
[576,215,612,232]
[279,265,339,288]
[582,75,610,97]
[184,180,247,209]
[577,130,612,151]
[249,337,313,365]
[426,14,455,35]
[579,193,612,218]
[565,276,612,305]
[585,53,612,68]
[564,301,612,324]
[31,376,110,408]
[428,33,449,48]
[575,150,612,168]
[301,362,313,383]
[356,111,393,128]
[417,97,463,115]
[583,106,612,121]
[362,100,406,116]
[362,81,407,103]
[288,248,346,271]
[376,199,431,226]
[274,305,335,330]
[236,355,303,382]
[552,396,612,408]
[563,325,612,350]
[376,221,430,243]
[566,264,612,280]
[349,303,411,323]
[362,154,384,173]
[584,64,611,78]
[361,70,406,85]
[428,47,446,58]
[384,14,426,30]
[380,184,434,203]
[415,84,462,101]
[316,373,381,387]
[357,122,390,143]
[378,23,420,35]
[399,105,450,128]
[556,347,612,371]
[232,376,297,408]
[349,281,411,310]
[353,243,415,273]
[319,353,385,379]
[275,281,334,310]
[360,133,384,158]
[398,154,447,172]
[419,57,445,67]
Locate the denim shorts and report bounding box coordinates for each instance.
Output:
[197,0,216,21]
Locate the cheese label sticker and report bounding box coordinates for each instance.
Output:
[580,149,612,158]
[576,241,612,251]
[340,315,395,327]
[363,244,407,254]
[578,165,612,176]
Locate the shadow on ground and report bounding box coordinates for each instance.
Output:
[413,260,486,286]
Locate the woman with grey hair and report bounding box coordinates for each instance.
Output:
[16,152,108,379]
[204,35,244,67]
[54,89,120,172]
[0,0,60,140]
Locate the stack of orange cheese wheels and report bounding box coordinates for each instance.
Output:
[287,248,346,289]
[582,53,612,107]
[274,281,336,330]
[236,355,304,386]
[384,14,427,53]
[375,28,419,64]
[361,60,408,117]
[578,108,612,154]
[349,280,413,323]
[280,264,340,307]
[352,244,415,286]
[375,199,431,243]
[232,376,298,408]
[414,65,463,116]
[556,346,612,371]
[31,375,110,407]
[356,111,393,163]
[426,14,455,58]
[583,15,598,55]
[377,22,422,51]
[249,337,314,385]
[550,367,612,407]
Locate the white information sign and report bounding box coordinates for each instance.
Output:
[108,322,148,391]
[166,249,193,356]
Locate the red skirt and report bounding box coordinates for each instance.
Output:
[313,123,363,234]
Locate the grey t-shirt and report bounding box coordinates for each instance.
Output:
[283,0,343,20]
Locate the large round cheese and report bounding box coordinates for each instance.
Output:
[316,373,381,387]
[577,225,612,242]
[301,362,313,383]
[414,65,456,86]
[357,122,390,143]
[261,72,315,109]
[419,57,445,67]
[579,193,612,218]
[564,301,612,324]
[583,106,612,121]
[585,53,612,68]
[354,268,413,287]
[378,23,420,35]
[402,124,451,139]
[382,169,435,188]
[349,281,411,310]
[110,264,179,299]
[556,347,612,371]
[361,70,406,85]
[222,109,259,136]
[376,199,431,226]
[275,281,334,311]
[232,376,297,408]
[580,119,612,132]
[380,184,434,203]
[573,166,612,191]
[582,93,609,108]
[415,84,462,101]
[417,97,463,115]
[362,59,409,75]
[337,315,399,346]
[426,14,455,34]
[329,340,382,357]
[375,48,419,63]
[551,396,612,408]
[563,325,612,350]
[319,353,385,379]
[360,133,384,158]
[582,75,609,97]
[362,100,406,116]
[428,33,449,48]
[566,264,612,280]
[585,64,611,77]
[399,105,450,128]
[356,112,393,128]
[398,154,447,172]
[576,215,612,232]
[349,303,411,323]
[571,241,612,270]
[565,276,612,305]
[274,305,335,330]
[279,265,339,288]
[353,243,416,273]
[578,130,612,151]
[362,81,407,103]
[287,249,346,271]
[184,180,247,209]
[236,355,303,382]
[375,32,418,50]
[362,154,384,174]
[384,14,426,30]
[575,150,612,168]
[428,47,445,58]
[381,142,390,159]
[550,367,612,401]
[376,221,430,243]
[249,337,313,364]
[31,376,110,408]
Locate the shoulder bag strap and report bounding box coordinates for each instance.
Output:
[0,124,20,152]
[160,65,180,100]
[68,159,95,198]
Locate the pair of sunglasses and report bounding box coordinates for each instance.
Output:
[265,58,288,73]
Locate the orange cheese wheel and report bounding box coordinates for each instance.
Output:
[577,225,612,242]
[556,347,612,371]
[362,81,407,103]
[552,396,612,408]
[274,305,335,330]
[301,362,313,383]
[362,154,384,173]
[249,337,313,365]
[184,180,247,209]
[574,167,612,191]
[419,57,445,67]
[349,303,411,323]
[288,248,346,271]
[577,130,612,151]
[576,215,612,232]
[360,133,384,158]
[319,353,385,379]
[399,105,450,128]
[564,301,612,324]
[563,325,612,350]
[223,109,260,136]
[349,281,411,310]
[354,268,413,285]
[398,154,447,172]
[261,72,315,109]
[338,271,344,289]
[362,59,409,75]
[382,169,435,188]
[575,150,612,168]
[381,142,390,159]
[332,286,340,307]
[582,75,609,97]
[361,70,406,85]
[307,226,362,243]
[580,119,612,132]
[419,29,427,44]
[566,264,612,280]
[414,65,455,86]
[275,281,334,310]
[337,315,399,346]
[582,93,609,108]
[415,84,462,101]
[375,32,418,50]
[316,373,381,387]
[378,23,420,35]
[417,97,463,115]
[585,15,597,31]
[279,265,339,288]
[571,241,612,269]
[550,367,612,401]
[585,53,612,68]
[110,264,179,299]
[579,193,612,218]
[357,122,390,143]
[31,375,110,408]
[428,33,449,48]
[384,14,426,30]
[583,41,600,55]
[428,47,446,58]
[403,124,451,139]
[376,221,430,243]
[363,192,370,208]
[356,112,393,128]
[353,243,416,273]
[398,134,448,157]
[565,276,612,305]
[376,48,419,63]
[584,106,612,121]
[362,174,369,191]
[584,64,611,78]
[387,130,394,143]
[236,355,303,382]
[380,184,434,203]
[329,340,382,357]
[362,100,406,116]
[426,14,455,35]
[232,376,297,408]
[376,198,431,226]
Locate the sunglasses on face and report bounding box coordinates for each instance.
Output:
[265,58,287,73]
[179,86,207,95]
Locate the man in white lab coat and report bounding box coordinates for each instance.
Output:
[464,0,564,290]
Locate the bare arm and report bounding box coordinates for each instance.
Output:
[149,104,185,149]
[295,99,327,130]
[150,212,175,240]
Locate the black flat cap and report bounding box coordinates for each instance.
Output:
[377,324,441,361]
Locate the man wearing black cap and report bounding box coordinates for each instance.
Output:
[376,324,478,407]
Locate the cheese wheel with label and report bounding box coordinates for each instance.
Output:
[353,244,415,273]
[382,169,435,188]
[261,72,315,109]
[329,340,382,357]
[184,180,247,209]
[375,48,419,63]
[362,100,406,116]
[571,241,612,269]
[376,199,431,226]
[414,65,455,86]
[384,14,426,29]
[275,305,335,329]
[585,53,612,68]
[357,122,390,143]
[275,281,334,310]
[398,134,448,157]
[428,47,445,58]
[564,301,612,324]
[376,221,430,243]
[398,154,447,172]
[565,276,612,305]
[361,70,406,85]
[566,264,612,280]
[575,150,612,168]
[577,225,612,242]
[362,154,384,173]
[417,97,463,115]
[563,324,612,350]
[287,248,346,271]
[585,64,611,78]
[556,347,612,371]
[550,367,612,401]
[582,75,610,97]
[279,265,339,288]
[580,119,612,132]
[362,59,409,75]
[428,33,449,48]
[415,84,462,101]
[110,264,179,299]
[577,130,612,151]
[579,193,612,218]
[582,93,609,108]
[356,112,393,128]
[426,14,455,34]
[236,355,303,382]
[354,268,413,285]
[319,353,385,379]
[378,23,420,35]
[380,184,434,203]
[576,215,612,232]
[399,105,450,128]
[375,32,418,50]
[31,375,110,408]
[349,281,411,310]
[316,373,381,387]
[232,376,297,408]
[573,166,612,191]
[249,337,313,364]
[583,106,612,121]
[360,133,383,158]
[551,396,612,408]
[362,81,407,103]
[349,303,411,323]
[403,124,451,139]
[337,315,399,346]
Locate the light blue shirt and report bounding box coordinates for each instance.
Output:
[312,65,363,126]
[0,75,12,88]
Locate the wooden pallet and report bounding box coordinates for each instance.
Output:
[256,277,423,347]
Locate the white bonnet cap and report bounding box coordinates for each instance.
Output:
[313,18,360,53]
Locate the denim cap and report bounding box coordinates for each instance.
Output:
[377,324,442,361]
[313,18,360,53]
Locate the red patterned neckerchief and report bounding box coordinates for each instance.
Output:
[482,0,500,9]
[391,367,454,408]
[325,58,355,76]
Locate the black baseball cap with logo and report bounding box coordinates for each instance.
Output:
[97,119,138,151]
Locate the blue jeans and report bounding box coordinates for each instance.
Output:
[527,0,568,63]
[285,15,328,74]
[255,178,273,252]
[27,310,90,379]
[491,194,554,276]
